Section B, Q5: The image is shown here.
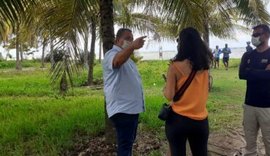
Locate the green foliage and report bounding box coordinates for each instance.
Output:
[0,60,246,155]
[0,61,16,69]
[0,60,40,69]
[0,53,4,61]
[5,37,32,52]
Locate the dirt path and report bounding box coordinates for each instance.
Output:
[208,128,265,156]
[65,127,265,156]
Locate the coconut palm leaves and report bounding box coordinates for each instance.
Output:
[233,0,270,24]
[151,0,270,45]
[34,0,99,91]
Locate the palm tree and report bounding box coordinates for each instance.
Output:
[31,0,98,92]
[87,18,97,85]
[153,0,270,45]
[99,0,115,145]
[83,26,89,68]
[0,0,37,69]
[100,0,115,54]
[1,0,99,87]
[15,23,22,70]
[41,34,49,68]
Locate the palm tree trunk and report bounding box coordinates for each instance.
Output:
[20,44,23,62]
[41,38,47,68]
[16,24,22,70]
[201,1,209,46]
[99,40,102,63]
[50,34,55,67]
[35,37,39,60]
[203,16,210,47]
[100,0,115,144]
[87,20,96,85]
[84,27,89,68]
[100,0,115,54]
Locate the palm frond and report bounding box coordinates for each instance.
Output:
[34,0,99,90]
[232,0,270,25]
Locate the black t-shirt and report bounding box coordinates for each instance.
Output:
[239,48,270,107]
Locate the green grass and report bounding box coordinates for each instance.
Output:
[0,60,42,69]
[208,59,246,130]
[0,59,246,155]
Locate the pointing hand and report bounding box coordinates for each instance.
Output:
[131,36,147,49]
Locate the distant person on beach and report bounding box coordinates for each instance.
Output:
[221,43,231,70]
[239,24,270,156]
[5,52,12,60]
[159,46,163,60]
[246,41,253,53]
[212,45,221,68]
[102,28,146,156]
[163,27,212,156]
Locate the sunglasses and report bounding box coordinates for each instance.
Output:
[252,32,264,37]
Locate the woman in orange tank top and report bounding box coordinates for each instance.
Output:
[163,27,213,156]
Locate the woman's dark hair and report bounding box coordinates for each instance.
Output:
[173,27,212,71]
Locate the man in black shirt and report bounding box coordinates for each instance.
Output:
[239,24,270,156]
[246,41,253,53]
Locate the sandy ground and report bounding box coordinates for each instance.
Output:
[64,127,265,156]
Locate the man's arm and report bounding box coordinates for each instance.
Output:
[239,53,270,80]
[112,45,135,68]
[239,52,249,80]
[113,36,146,68]
[245,67,270,80]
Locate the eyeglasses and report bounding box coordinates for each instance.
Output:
[252,32,264,37]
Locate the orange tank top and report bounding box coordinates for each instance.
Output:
[171,62,209,120]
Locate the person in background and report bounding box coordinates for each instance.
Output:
[222,43,231,70]
[239,24,270,156]
[102,28,146,156]
[212,45,221,68]
[159,46,163,60]
[246,41,253,53]
[163,27,212,156]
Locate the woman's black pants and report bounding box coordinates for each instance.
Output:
[165,111,209,156]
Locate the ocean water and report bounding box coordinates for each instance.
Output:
[0,47,247,61]
[136,47,246,60]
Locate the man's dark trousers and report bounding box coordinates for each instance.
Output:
[110,113,139,156]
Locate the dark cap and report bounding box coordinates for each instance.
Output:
[253,24,270,34]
